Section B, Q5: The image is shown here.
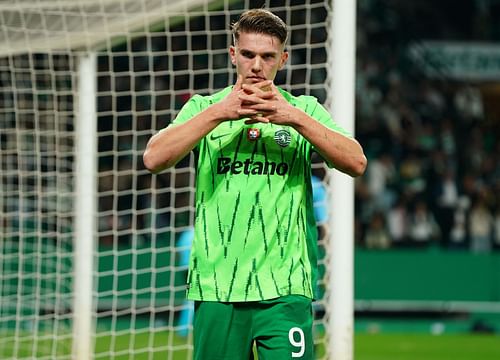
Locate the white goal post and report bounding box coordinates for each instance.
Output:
[0,1,356,359]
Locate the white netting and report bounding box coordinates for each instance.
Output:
[0,51,75,358]
[0,0,333,358]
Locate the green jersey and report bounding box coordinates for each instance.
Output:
[170,86,350,302]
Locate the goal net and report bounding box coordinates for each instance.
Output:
[0,0,334,358]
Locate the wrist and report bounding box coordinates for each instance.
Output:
[287,106,307,129]
[206,103,227,124]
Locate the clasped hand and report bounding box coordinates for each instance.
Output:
[222,75,295,125]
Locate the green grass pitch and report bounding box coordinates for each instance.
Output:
[3,332,499,359]
[355,333,500,360]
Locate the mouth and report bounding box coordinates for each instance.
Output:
[247,76,266,82]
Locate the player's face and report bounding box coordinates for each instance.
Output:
[230,32,288,85]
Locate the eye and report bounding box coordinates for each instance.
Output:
[241,51,254,59]
[263,54,277,61]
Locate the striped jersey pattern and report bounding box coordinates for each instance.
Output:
[169,86,351,302]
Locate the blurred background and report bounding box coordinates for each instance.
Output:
[353,0,500,337]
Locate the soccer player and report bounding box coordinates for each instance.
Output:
[143,8,367,360]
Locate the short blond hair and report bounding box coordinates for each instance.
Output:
[232,9,288,45]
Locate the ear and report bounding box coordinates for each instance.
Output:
[229,46,237,65]
[278,51,289,70]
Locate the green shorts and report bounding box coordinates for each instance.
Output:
[193,295,314,360]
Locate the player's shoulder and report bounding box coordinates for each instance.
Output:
[189,86,232,104]
[172,86,233,127]
[277,87,320,112]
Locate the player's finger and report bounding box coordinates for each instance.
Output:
[238,108,259,117]
[239,92,266,104]
[242,81,273,97]
[244,103,276,113]
[234,74,244,91]
[244,116,269,124]
[256,80,273,91]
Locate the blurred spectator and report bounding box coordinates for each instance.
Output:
[175,227,194,337]
[312,175,328,225]
[469,196,494,253]
[366,152,397,212]
[434,168,460,248]
[421,80,447,118]
[364,212,391,249]
[357,78,383,120]
[454,85,484,121]
[438,118,457,159]
[449,196,470,249]
[386,195,408,247]
[399,153,426,195]
[407,199,440,248]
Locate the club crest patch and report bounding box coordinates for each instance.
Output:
[274,129,291,147]
[247,128,260,140]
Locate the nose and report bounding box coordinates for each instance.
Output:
[251,56,262,73]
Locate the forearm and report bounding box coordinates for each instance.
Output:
[143,106,222,173]
[291,109,367,177]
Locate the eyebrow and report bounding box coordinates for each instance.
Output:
[239,48,279,57]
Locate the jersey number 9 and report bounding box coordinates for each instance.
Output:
[288,327,305,358]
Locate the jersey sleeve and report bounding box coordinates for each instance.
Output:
[295,95,353,168]
[161,94,210,150]
[170,87,232,126]
[170,94,208,126]
[304,96,352,138]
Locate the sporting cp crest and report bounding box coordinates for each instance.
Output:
[247,128,260,141]
[274,129,291,147]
